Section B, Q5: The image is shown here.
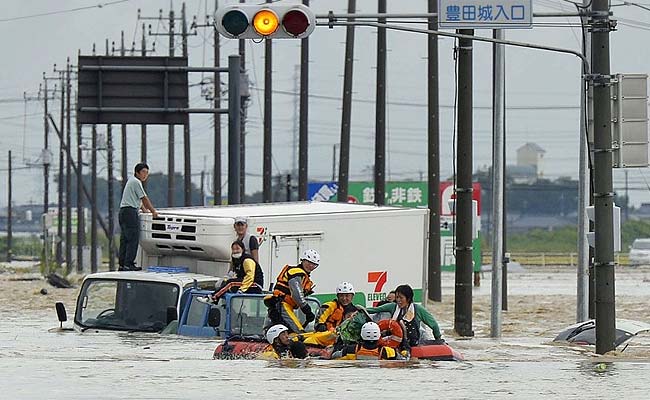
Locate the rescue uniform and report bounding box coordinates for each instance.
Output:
[264,264,315,333]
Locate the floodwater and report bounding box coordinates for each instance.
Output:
[1,265,650,399]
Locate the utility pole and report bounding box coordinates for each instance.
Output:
[42,76,51,217]
[293,64,299,179]
[263,0,273,203]
[65,58,73,273]
[454,29,475,337]
[182,2,192,206]
[298,0,310,201]
[213,0,222,205]
[337,0,356,203]
[120,31,128,189]
[91,122,98,273]
[239,0,248,203]
[332,144,337,181]
[168,5,176,207]
[6,151,12,262]
[228,55,241,205]
[427,0,441,302]
[107,123,115,271]
[140,23,149,165]
[374,0,386,206]
[577,0,592,323]
[491,29,505,338]
[77,47,86,273]
[591,0,616,355]
[56,68,65,267]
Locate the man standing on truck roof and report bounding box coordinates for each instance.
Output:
[233,216,259,263]
[264,249,320,333]
[118,162,158,271]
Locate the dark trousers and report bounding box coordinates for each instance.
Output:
[118,207,140,268]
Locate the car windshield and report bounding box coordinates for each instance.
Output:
[75,279,180,332]
[633,240,650,250]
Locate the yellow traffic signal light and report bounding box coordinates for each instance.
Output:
[215,4,315,39]
[253,9,279,36]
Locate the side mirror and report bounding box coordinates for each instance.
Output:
[55,302,67,328]
[208,307,221,327]
[166,306,178,324]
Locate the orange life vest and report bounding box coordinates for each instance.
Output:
[377,319,404,348]
[271,264,314,309]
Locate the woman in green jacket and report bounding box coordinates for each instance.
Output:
[366,284,443,347]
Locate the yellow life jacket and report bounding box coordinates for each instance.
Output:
[271,264,314,309]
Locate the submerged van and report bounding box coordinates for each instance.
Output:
[629,238,650,266]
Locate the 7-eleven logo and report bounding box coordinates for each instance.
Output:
[367,271,388,306]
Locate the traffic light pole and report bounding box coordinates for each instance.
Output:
[298,0,310,201]
[337,0,356,203]
[228,55,242,205]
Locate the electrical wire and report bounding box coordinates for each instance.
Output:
[0,0,132,23]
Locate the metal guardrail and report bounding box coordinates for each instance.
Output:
[482,252,628,267]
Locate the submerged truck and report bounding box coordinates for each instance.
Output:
[57,202,430,333]
[138,201,429,306]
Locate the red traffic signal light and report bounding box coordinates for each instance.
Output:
[215,4,316,39]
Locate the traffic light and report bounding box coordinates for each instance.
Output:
[215,4,316,40]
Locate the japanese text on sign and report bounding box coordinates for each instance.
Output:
[438,0,532,29]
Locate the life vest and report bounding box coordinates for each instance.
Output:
[354,344,398,360]
[377,319,404,348]
[271,264,314,309]
[355,344,380,360]
[318,300,345,330]
[232,253,264,288]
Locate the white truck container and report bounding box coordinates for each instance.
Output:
[138,202,429,306]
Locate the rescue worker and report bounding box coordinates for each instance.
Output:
[302,282,357,347]
[366,284,443,348]
[331,322,401,360]
[264,249,320,333]
[314,281,357,332]
[260,324,308,359]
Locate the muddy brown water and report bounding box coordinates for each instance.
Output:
[1,265,649,399]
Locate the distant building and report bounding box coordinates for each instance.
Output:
[516,142,546,177]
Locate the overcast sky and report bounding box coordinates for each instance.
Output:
[0,0,649,209]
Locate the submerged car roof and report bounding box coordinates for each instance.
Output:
[82,270,220,287]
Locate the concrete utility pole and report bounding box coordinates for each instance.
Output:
[65,59,73,273]
[454,29,475,337]
[238,0,248,203]
[107,123,115,271]
[213,0,222,205]
[427,0,441,302]
[182,2,192,206]
[337,0,356,203]
[577,0,592,323]
[491,29,505,338]
[298,0,310,201]
[228,55,241,205]
[91,122,98,273]
[374,0,386,206]
[6,151,12,262]
[56,70,65,267]
[263,0,273,203]
[141,24,148,165]
[77,47,85,273]
[42,77,51,217]
[591,0,616,355]
[120,31,128,191]
[168,5,176,207]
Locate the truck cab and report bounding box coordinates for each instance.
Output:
[63,267,221,333]
[176,289,321,338]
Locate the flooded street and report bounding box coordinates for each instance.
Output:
[2,265,650,399]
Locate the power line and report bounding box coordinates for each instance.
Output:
[0,0,132,23]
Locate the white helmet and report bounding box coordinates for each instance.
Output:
[266,324,289,344]
[336,281,355,294]
[301,249,320,266]
[360,322,381,341]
